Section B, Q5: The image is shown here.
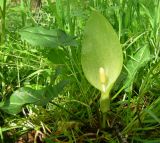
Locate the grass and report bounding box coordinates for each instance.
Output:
[0,0,160,142]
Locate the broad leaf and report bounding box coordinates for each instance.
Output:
[19,27,58,47]
[57,30,77,47]
[0,81,68,115]
[43,48,66,64]
[81,11,123,94]
[81,11,123,114]
[124,46,150,91]
[0,87,40,115]
[19,27,77,48]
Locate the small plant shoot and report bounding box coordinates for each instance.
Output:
[81,11,123,127]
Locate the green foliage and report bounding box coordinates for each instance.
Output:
[19,26,77,48]
[0,0,160,142]
[81,11,123,92]
[81,11,123,114]
[125,45,150,91]
[0,80,68,115]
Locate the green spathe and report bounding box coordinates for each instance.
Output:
[81,11,123,113]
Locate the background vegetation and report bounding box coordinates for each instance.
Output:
[0,0,160,142]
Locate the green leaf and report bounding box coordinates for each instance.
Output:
[44,48,66,64]
[0,81,68,115]
[81,11,123,114]
[124,46,150,90]
[57,30,78,47]
[35,80,68,106]
[19,27,58,48]
[19,27,77,48]
[81,11,123,94]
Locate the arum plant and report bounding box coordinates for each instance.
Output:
[81,11,123,128]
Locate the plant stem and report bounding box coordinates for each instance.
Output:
[102,112,107,129]
[100,91,110,128]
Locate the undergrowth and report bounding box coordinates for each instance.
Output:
[0,0,160,143]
